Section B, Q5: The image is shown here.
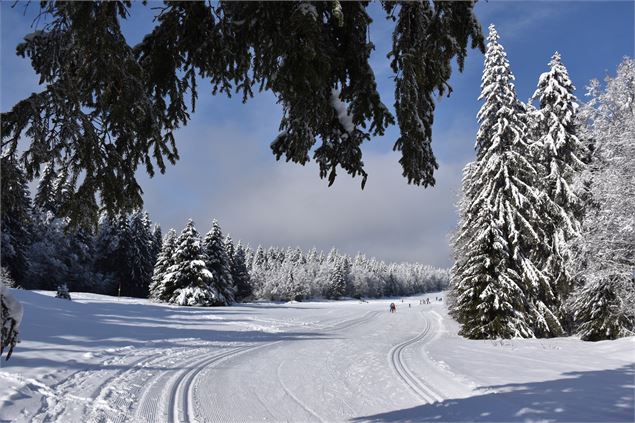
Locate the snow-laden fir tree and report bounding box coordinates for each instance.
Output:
[569,58,635,341]
[531,52,587,318]
[203,221,235,305]
[326,259,347,300]
[160,220,223,306]
[450,25,559,339]
[149,229,177,302]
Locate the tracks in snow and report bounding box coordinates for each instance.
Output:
[22,309,382,423]
[141,310,381,422]
[389,312,446,404]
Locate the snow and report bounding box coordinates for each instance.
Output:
[1,289,633,422]
[331,89,355,134]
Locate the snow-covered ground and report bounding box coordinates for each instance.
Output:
[0,289,633,422]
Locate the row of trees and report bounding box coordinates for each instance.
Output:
[449,25,634,341]
[1,164,447,304]
[248,245,448,302]
[149,219,449,306]
[0,160,162,297]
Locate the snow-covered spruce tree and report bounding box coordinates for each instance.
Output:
[149,229,177,302]
[326,260,347,300]
[531,52,587,322]
[569,58,635,341]
[160,220,223,306]
[231,242,253,302]
[0,154,32,287]
[450,25,559,339]
[203,221,235,305]
[55,283,71,300]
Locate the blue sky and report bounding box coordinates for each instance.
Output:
[1,1,633,266]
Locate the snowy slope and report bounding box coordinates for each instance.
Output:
[0,289,633,422]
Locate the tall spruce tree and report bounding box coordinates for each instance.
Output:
[160,220,222,306]
[570,58,635,341]
[203,220,235,305]
[450,25,558,339]
[531,52,586,322]
[1,154,32,286]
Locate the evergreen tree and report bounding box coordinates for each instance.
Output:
[149,229,177,302]
[531,52,587,319]
[231,242,253,302]
[26,212,69,290]
[450,25,557,339]
[160,220,222,306]
[113,213,132,297]
[93,213,123,294]
[326,260,347,300]
[126,211,154,297]
[203,220,235,305]
[0,154,32,286]
[570,58,635,340]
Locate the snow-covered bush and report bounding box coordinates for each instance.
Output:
[56,283,72,300]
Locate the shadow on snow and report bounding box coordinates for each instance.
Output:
[351,365,635,422]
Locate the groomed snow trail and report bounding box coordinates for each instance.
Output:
[1,290,633,423]
[388,311,444,404]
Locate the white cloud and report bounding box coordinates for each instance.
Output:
[140,119,466,267]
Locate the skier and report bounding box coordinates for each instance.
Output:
[409,303,411,308]
[390,302,396,313]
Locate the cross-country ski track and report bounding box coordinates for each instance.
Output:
[1,290,633,422]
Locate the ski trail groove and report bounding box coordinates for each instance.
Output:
[389,312,445,404]
[168,345,256,423]
[277,360,327,423]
